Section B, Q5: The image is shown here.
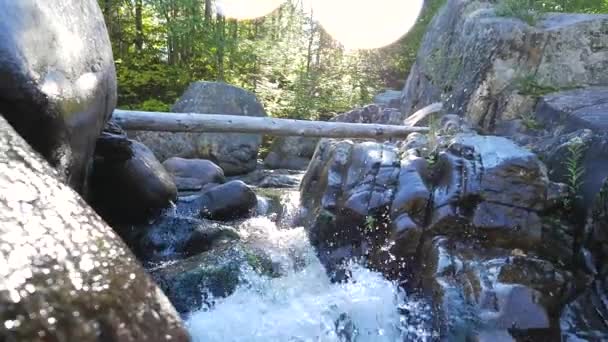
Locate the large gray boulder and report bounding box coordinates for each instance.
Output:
[0,116,188,341]
[131,82,267,175]
[373,90,402,109]
[0,0,116,194]
[264,136,319,170]
[400,0,608,131]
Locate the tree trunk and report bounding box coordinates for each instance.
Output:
[205,0,213,22]
[103,0,113,36]
[135,0,144,51]
[112,109,432,139]
[216,13,226,81]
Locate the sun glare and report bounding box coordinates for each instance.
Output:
[309,0,424,49]
[218,0,424,49]
[216,0,286,19]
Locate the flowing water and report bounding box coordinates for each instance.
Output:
[184,189,434,342]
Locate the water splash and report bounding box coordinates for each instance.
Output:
[185,189,432,342]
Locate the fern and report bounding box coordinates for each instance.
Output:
[364,216,377,233]
[563,138,586,208]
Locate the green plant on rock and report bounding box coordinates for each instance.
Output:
[427,112,441,155]
[364,216,378,233]
[495,0,607,25]
[519,112,544,130]
[563,138,586,209]
[495,0,540,25]
[515,74,559,97]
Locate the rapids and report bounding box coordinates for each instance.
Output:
[184,189,434,342]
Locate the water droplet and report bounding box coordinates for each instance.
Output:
[25,283,36,293]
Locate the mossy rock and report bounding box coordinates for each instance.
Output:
[151,243,276,314]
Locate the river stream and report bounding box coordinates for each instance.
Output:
[184,189,434,342]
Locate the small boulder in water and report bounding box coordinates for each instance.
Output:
[131,216,240,264]
[163,157,225,191]
[152,243,275,314]
[91,123,177,224]
[199,180,257,221]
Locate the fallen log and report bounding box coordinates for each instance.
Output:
[112,109,432,139]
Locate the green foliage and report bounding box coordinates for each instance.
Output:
[137,99,172,112]
[519,112,544,130]
[563,138,586,209]
[496,0,539,25]
[496,0,608,25]
[100,0,432,119]
[515,74,559,97]
[364,216,378,233]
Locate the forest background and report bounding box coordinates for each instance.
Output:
[99,0,608,120]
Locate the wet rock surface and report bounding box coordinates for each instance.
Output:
[129,216,240,265]
[151,243,274,314]
[300,118,591,339]
[0,0,117,194]
[90,122,177,224]
[121,168,302,317]
[197,181,258,221]
[560,276,608,341]
[131,82,267,175]
[0,116,189,342]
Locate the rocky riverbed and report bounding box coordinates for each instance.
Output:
[1,0,607,341]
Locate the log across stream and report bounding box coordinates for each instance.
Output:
[112,103,440,139]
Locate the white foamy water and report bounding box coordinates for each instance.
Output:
[185,190,432,342]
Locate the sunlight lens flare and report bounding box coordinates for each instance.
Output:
[216,0,286,19]
[310,0,425,49]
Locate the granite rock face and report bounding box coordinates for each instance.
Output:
[131,82,267,175]
[264,136,319,170]
[536,87,608,133]
[0,0,117,194]
[0,116,188,342]
[400,0,608,131]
